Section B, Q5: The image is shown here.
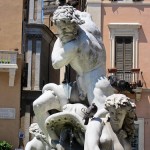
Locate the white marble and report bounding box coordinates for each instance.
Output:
[33,6,114,139]
[25,123,51,150]
[30,5,136,150]
[45,103,87,149]
[84,94,136,150]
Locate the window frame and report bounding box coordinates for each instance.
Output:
[133,118,144,150]
[108,23,141,70]
[114,36,133,81]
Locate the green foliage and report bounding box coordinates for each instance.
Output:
[0,59,10,64]
[0,141,12,150]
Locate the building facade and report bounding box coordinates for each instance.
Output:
[1,0,150,149]
[87,0,150,149]
[0,0,23,148]
[0,0,59,148]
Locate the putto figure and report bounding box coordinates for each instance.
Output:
[84,94,137,150]
[25,123,51,150]
[33,5,113,143]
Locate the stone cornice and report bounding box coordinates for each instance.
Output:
[108,23,141,29]
[25,23,56,42]
[87,0,102,4]
[142,88,150,92]
[102,1,150,6]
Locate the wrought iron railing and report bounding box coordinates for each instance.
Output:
[108,68,142,88]
[115,70,133,83]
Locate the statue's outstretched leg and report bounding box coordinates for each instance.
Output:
[33,90,61,137]
[33,83,68,137]
[84,118,103,150]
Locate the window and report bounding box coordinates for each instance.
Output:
[131,124,139,150]
[108,23,141,82]
[115,36,133,82]
[131,118,144,150]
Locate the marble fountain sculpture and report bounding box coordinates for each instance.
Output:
[25,5,137,150]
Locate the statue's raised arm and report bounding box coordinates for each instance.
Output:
[51,6,113,105]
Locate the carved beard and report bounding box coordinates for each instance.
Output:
[59,32,77,44]
[57,25,78,44]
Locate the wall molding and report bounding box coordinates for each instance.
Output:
[108,23,141,69]
[102,1,150,6]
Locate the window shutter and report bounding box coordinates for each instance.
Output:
[115,37,133,81]
[124,37,133,71]
[115,37,124,71]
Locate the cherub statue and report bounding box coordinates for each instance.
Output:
[25,123,51,150]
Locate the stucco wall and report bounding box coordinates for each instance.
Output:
[136,92,150,149]
[102,3,150,88]
[87,1,150,149]
[0,0,23,53]
[0,0,23,148]
[0,58,22,148]
[101,2,150,150]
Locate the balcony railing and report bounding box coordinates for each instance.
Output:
[0,50,17,65]
[0,50,18,86]
[108,68,142,88]
[108,68,143,100]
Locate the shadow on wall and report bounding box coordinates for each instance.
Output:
[101,5,148,43]
[139,27,147,43]
[111,5,145,13]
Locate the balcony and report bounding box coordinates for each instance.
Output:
[0,50,18,86]
[108,68,143,100]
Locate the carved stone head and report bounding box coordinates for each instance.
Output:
[105,94,137,140]
[53,6,84,43]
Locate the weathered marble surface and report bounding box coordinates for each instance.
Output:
[33,5,113,139]
[25,123,51,150]
[45,103,87,150]
[25,5,136,150]
[84,94,137,150]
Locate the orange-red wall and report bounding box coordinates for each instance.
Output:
[0,59,22,148]
[102,3,150,88]
[0,0,23,53]
[0,0,23,148]
[101,2,150,149]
